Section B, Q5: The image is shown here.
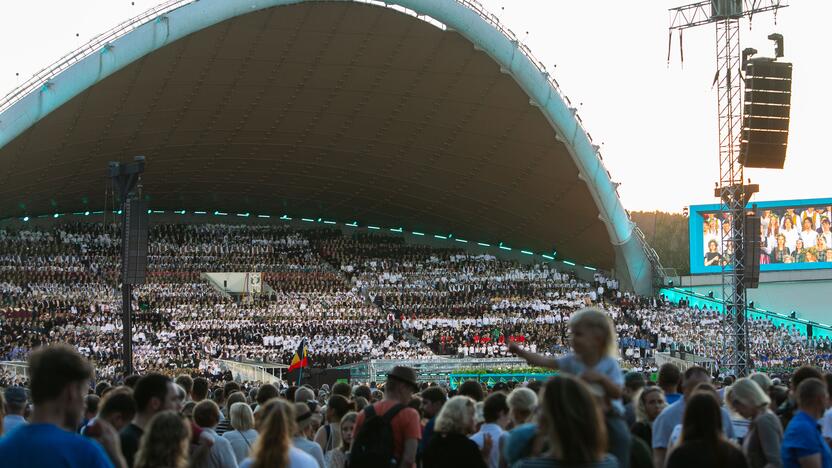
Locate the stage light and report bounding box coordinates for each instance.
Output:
[668,280,674,287]
[521,250,533,256]
[790,311,797,319]
[22,216,29,222]
[708,291,714,298]
[749,301,755,309]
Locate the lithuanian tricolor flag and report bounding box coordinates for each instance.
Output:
[288,341,309,372]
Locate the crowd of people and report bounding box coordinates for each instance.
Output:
[702,205,832,266]
[3,220,832,381]
[5,310,832,468]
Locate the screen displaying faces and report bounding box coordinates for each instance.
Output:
[701,205,832,267]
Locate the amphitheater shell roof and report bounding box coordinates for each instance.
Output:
[0,0,652,293]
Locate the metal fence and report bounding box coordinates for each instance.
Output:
[337,357,530,383]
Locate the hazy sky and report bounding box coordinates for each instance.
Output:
[1,1,828,212]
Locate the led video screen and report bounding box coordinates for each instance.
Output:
[689,198,832,274]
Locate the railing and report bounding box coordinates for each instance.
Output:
[338,357,531,382]
[219,359,285,384]
[655,351,718,374]
[0,361,30,381]
[0,0,192,115]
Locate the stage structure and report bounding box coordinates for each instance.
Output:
[0,0,657,295]
[668,0,788,376]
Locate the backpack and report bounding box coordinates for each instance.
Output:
[349,403,406,468]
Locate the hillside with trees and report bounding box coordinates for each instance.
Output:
[630,211,690,275]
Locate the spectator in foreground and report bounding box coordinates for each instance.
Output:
[657,364,682,405]
[418,385,447,459]
[510,307,630,468]
[422,395,488,468]
[514,375,618,468]
[351,366,421,468]
[778,366,822,429]
[241,398,317,468]
[2,386,28,436]
[82,388,137,435]
[665,392,748,468]
[629,386,665,449]
[624,372,646,427]
[728,378,782,468]
[781,377,832,468]
[120,373,178,468]
[223,402,259,464]
[471,391,509,468]
[293,402,326,468]
[134,410,190,468]
[651,366,736,468]
[506,387,538,428]
[325,411,357,468]
[192,399,239,468]
[315,394,352,454]
[0,344,124,467]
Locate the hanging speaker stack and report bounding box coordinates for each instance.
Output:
[740,57,792,169]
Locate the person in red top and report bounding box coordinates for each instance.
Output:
[353,366,421,468]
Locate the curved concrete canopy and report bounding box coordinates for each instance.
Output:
[0,0,651,292]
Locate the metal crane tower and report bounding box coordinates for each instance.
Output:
[668,0,787,377]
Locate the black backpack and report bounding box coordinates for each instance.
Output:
[349,403,406,468]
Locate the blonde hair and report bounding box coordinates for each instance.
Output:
[506,387,538,424]
[339,412,358,451]
[730,378,771,409]
[134,410,190,468]
[569,307,619,357]
[434,396,476,434]
[749,373,773,393]
[635,387,665,423]
[251,398,295,468]
[230,401,255,432]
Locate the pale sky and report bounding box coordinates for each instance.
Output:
[1,0,828,212]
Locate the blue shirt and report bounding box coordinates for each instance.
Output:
[555,354,625,414]
[665,393,682,405]
[651,396,736,449]
[0,423,113,468]
[2,414,27,436]
[782,410,832,468]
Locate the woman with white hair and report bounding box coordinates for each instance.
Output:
[506,387,538,427]
[423,396,488,468]
[222,402,259,464]
[728,378,783,468]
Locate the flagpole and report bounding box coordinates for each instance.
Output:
[296,339,305,387]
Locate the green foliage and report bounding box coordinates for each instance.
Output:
[630,211,690,275]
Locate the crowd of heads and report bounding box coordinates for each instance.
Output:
[702,205,832,266]
[5,344,832,468]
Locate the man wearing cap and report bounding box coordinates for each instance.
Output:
[2,386,28,436]
[353,366,421,468]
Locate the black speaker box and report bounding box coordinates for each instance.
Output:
[123,199,149,285]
